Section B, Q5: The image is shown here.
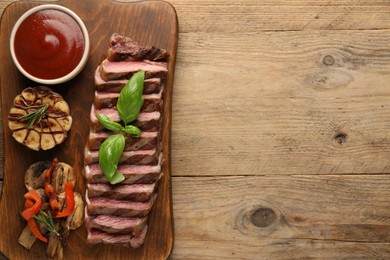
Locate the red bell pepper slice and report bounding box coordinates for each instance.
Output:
[25,198,34,208]
[54,183,75,218]
[44,158,60,211]
[21,191,42,221]
[22,191,47,243]
[27,218,48,243]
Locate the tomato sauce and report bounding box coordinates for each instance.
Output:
[14,9,85,80]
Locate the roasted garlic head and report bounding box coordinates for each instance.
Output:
[8,86,72,151]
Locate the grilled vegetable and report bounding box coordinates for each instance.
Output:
[44,158,60,211]
[20,159,82,258]
[8,86,72,151]
[22,192,47,243]
[58,192,84,230]
[18,224,37,249]
[46,226,61,258]
[25,161,51,191]
[27,218,48,243]
[21,191,42,220]
[51,162,76,194]
[54,183,75,218]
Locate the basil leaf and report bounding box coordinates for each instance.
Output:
[117,71,145,125]
[98,134,125,181]
[96,114,124,132]
[123,125,141,137]
[109,170,125,185]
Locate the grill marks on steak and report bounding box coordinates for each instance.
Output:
[85,154,162,185]
[86,192,157,217]
[87,183,156,201]
[90,106,161,132]
[87,226,148,248]
[87,131,159,151]
[85,210,147,235]
[108,33,169,62]
[94,90,163,111]
[85,148,160,166]
[85,34,168,247]
[95,68,162,93]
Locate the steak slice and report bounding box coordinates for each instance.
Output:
[94,90,163,111]
[87,226,148,248]
[87,183,156,201]
[108,33,169,62]
[84,154,162,184]
[85,148,160,165]
[86,192,157,217]
[90,105,161,132]
[85,210,148,235]
[99,59,168,81]
[94,67,162,94]
[87,131,159,151]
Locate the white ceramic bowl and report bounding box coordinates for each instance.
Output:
[10,4,90,85]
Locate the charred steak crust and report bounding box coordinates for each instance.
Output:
[108,33,169,62]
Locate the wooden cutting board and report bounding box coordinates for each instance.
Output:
[0,0,177,259]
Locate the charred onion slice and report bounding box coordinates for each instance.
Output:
[8,86,72,151]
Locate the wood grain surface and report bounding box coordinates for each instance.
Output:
[1,0,390,259]
[0,0,176,259]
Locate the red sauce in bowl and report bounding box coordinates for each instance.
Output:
[13,9,85,80]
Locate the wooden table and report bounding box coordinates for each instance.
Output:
[1,0,390,259]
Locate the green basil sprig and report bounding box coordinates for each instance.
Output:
[96,114,142,136]
[123,125,142,136]
[98,134,125,184]
[117,71,145,124]
[96,114,123,132]
[97,71,145,185]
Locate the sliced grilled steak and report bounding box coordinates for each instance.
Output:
[85,148,160,165]
[85,33,170,248]
[94,90,163,111]
[87,131,159,151]
[85,155,162,184]
[87,183,156,201]
[85,210,148,235]
[87,226,148,248]
[129,226,148,248]
[94,67,163,94]
[108,33,169,62]
[90,105,161,132]
[99,59,167,81]
[86,192,157,217]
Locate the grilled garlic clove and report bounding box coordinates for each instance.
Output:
[8,86,73,151]
[53,100,70,114]
[25,130,40,151]
[56,117,73,132]
[41,133,56,150]
[8,120,26,131]
[48,118,63,132]
[9,107,26,116]
[12,129,28,144]
[53,133,66,144]
[21,88,36,103]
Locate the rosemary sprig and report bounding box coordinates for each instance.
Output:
[17,104,48,129]
[33,210,59,237]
